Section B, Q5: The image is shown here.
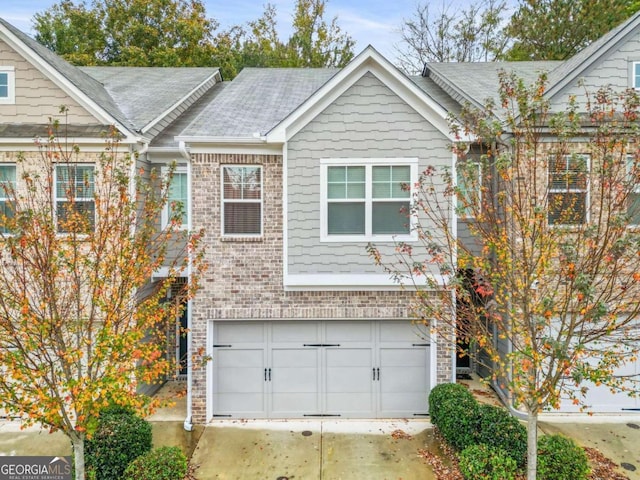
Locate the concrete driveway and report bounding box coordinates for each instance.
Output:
[190,420,437,480]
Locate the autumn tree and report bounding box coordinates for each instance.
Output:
[370,73,640,479]
[0,110,205,479]
[33,0,218,66]
[505,0,638,60]
[395,0,510,74]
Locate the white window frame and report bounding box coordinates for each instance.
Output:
[456,160,481,219]
[0,164,16,234]
[161,165,188,230]
[220,165,263,237]
[0,67,15,105]
[54,164,96,234]
[633,62,640,90]
[320,158,418,242]
[548,153,590,226]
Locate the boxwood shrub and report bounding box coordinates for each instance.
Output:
[428,383,475,428]
[429,383,478,451]
[475,403,527,467]
[123,446,188,480]
[538,434,590,480]
[458,443,518,480]
[85,406,152,480]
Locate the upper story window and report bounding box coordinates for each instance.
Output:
[456,160,481,219]
[0,165,16,234]
[0,67,15,104]
[162,166,188,229]
[548,154,589,225]
[320,158,417,241]
[221,165,262,236]
[55,165,95,233]
[633,62,640,89]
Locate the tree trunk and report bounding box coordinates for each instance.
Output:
[72,436,85,480]
[526,410,538,480]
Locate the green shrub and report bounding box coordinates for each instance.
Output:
[428,383,476,428]
[85,406,153,480]
[538,434,590,480]
[459,443,518,480]
[430,384,479,451]
[123,446,188,480]
[474,404,527,467]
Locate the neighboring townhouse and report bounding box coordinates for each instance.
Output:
[2,6,640,427]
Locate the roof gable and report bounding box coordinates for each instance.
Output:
[545,11,640,100]
[267,46,453,142]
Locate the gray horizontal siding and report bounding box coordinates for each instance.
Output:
[287,72,451,275]
[551,30,640,109]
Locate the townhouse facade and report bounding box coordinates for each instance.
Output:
[1,9,640,426]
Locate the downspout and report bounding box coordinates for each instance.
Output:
[179,141,194,432]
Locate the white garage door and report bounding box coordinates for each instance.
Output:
[559,358,640,413]
[211,320,431,418]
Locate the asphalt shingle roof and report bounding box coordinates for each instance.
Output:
[425,61,562,112]
[179,67,339,139]
[80,67,219,132]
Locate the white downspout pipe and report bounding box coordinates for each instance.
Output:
[179,141,194,432]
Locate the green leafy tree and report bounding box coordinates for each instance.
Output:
[0,109,205,479]
[506,0,638,60]
[396,0,510,74]
[33,0,218,67]
[370,73,640,479]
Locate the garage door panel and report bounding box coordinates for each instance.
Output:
[216,322,265,343]
[272,321,319,342]
[325,348,375,416]
[271,348,320,416]
[213,348,266,416]
[325,321,373,342]
[379,320,428,343]
[379,347,429,416]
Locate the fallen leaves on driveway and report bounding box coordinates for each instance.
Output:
[391,429,413,440]
[584,447,630,480]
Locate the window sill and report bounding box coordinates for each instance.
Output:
[320,234,416,243]
[220,235,263,243]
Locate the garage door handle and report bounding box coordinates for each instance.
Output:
[264,368,272,381]
[372,368,380,381]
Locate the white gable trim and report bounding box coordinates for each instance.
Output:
[0,24,140,142]
[266,46,453,143]
[284,273,447,291]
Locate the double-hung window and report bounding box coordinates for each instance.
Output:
[0,67,15,104]
[548,154,589,225]
[163,166,188,229]
[321,158,416,241]
[221,165,262,236]
[456,160,481,219]
[55,165,95,233]
[633,62,640,90]
[628,155,640,225]
[0,165,16,234]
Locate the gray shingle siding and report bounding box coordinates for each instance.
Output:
[287,72,451,275]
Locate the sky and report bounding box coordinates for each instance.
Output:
[1,0,511,61]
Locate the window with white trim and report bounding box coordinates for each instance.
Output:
[321,158,416,241]
[55,165,95,233]
[162,166,188,229]
[0,165,16,234]
[0,67,15,104]
[456,160,481,219]
[633,62,640,90]
[221,165,262,236]
[628,155,640,225]
[548,154,589,225]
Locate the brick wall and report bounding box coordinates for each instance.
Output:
[189,152,454,422]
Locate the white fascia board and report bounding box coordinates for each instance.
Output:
[266,46,454,143]
[187,143,283,156]
[284,273,447,291]
[0,26,140,143]
[141,69,221,134]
